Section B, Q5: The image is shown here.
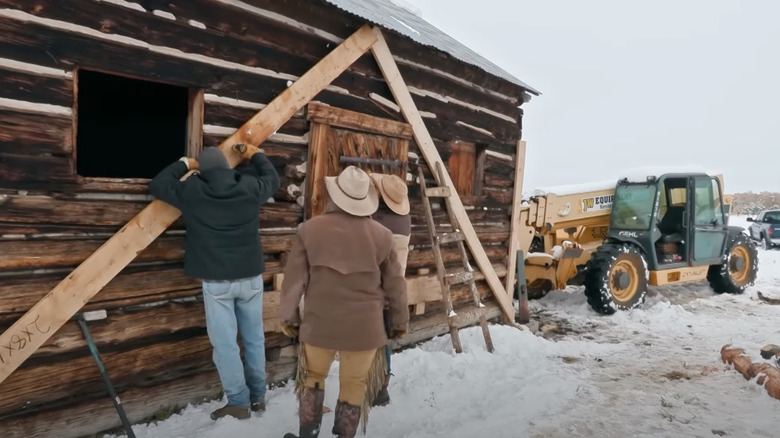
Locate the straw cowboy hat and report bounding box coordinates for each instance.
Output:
[325,166,379,216]
[369,173,410,215]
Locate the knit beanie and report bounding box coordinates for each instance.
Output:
[198,147,229,172]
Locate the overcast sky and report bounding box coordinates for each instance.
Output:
[402,0,780,194]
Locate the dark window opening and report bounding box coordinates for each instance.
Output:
[76,70,188,178]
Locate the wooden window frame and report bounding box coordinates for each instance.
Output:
[304,102,413,219]
[72,68,204,187]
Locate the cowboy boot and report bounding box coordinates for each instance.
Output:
[371,374,391,407]
[331,400,362,438]
[283,385,325,438]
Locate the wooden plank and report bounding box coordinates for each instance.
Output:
[504,140,527,299]
[370,27,516,324]
[0,24,378,383]
[305,122,329,219]
[425,187,451,197]
[273,273,285,291]
[307,102,413,138]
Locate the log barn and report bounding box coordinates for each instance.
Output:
[0,0,539,436]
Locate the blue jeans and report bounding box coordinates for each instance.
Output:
[202,275,266,408]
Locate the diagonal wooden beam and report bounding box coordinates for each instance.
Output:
[369,27,516,324]
[504,140,527,316]
[0,24,378,384]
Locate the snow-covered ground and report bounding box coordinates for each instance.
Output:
[111,216,780,438]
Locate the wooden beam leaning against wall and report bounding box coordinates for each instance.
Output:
[504,140,528,322]
[0,24,379,384]
[369,27,517,324]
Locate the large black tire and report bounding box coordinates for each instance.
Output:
[708,233,758,294]
[584,244,648,314]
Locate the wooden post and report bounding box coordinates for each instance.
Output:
[0,24,378,384]
[369,27,516,324]
[515,250,530,324]
[186,88,205,157]
[503,140,527,302]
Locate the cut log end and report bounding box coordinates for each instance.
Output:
[760,344,780,360]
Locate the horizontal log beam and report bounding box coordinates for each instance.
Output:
[0,66,72,107]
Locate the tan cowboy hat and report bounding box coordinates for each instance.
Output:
[325,166,379,216]
[369,173,410,215]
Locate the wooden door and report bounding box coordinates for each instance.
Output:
[447,140,486,196]
[305,103,413,218]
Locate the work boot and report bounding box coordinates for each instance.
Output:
[251,399,266,413]
[371,375,391,407]
[331,400,361,438]
[210,404,250,420]
[283,385,325,438]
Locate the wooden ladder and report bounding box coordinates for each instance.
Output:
[418,162,494,353]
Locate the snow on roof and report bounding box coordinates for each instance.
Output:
[321,0,540,94]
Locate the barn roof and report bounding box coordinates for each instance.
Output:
[321,0,541,95]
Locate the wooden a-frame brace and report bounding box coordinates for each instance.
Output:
[0,25,515,384]
[369,28,516,324]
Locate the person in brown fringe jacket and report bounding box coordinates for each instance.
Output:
[280,166,409,438]
[368,172,411,407]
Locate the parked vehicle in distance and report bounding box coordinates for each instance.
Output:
[747,210,780,249]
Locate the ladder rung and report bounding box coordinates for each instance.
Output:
[445,271,474,286]
[425,186,451,197]
[447,307,484,328]
[436,231,465,244]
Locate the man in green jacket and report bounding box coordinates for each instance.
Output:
[149,145,279,421]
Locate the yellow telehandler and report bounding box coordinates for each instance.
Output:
[516,170,757,314]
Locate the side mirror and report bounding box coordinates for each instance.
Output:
[746,217,754,222]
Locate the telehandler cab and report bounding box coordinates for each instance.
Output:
[583,171,758,314]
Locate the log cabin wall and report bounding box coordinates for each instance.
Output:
[0,1,534,436]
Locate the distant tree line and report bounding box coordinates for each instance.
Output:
[730,192,780,215]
